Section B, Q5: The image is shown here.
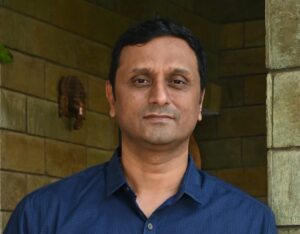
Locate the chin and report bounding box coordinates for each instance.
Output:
[142,133,178,146]
[145,139,174,145]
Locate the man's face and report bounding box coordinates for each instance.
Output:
[106,36,205,148]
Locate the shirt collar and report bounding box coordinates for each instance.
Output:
[106,148,127,197]
[106,148,209,205]
[177,155,209,205]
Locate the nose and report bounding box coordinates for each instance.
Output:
[148,80,170,106]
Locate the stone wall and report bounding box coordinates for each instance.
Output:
[266,0,300,232]
[195,19,268,202]
[0,1,133,230]
[90,0,265,23]
[0,0,221,231]
[0,0,272,231]
[169,0,264,23]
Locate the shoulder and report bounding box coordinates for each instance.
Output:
[197,171,277,232]
[30,162,108,203]
[199,170,274,216]
[4,162,109,233]
[15,162,109,220]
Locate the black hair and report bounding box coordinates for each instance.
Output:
[108,18,207,92]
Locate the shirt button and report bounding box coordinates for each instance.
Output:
[147,222,153,230]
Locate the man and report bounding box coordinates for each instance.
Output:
[5,19,277,233]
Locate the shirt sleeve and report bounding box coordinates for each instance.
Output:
[4,198,31,234]
[3,194,44,234]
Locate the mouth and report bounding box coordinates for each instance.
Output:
[143,114,175,122]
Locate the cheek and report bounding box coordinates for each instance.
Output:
[173,93,200,114]
[114,95,143,118]
[185,105,200,121]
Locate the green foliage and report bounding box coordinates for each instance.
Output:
[0,43,13,64]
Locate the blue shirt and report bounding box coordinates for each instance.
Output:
[5,148,277,234]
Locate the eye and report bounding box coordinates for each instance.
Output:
[132,75,151,87]
[168,76,188,89]
[172,79,185,84]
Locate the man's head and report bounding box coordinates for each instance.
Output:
[106,19,206,149]
[108,18,207,93]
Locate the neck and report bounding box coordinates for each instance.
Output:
[120,138,189,217]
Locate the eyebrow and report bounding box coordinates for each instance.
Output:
[171,68,191,75]
[130,67,152,74]
[129,67,191,75]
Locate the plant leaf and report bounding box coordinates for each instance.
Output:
[0,43,13,64]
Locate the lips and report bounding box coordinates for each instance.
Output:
[143,114,175,123]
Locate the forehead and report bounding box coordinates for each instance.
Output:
[117,36,198,72]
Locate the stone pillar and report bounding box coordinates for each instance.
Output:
[266,0,300,232]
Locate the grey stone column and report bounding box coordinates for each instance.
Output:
[266,0,300,232]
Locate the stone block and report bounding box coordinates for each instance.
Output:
[220,78,244,107]
[217,167,267,197]
[45,63,88,102]
[244,75,266,105]
[216,168,245,191]
[86,112,119,150]
[0,51,44,97]
[0,171,27,210]
[242,136,267,167]
[268,150,300,225]
[266,0,300,69]
[26,174,48,194]
[27,97,86,144]
[86,0,154,20]
[0,89,26,131]
[190,0,264,23]
[194,115,217,140]
[0,8,111,77]
[220,23,243,49]
[219,48,266,77]
[245,20,265,47]
[244,167,267,197]
[46,139,86,178]
[199,138,242,170]
[218,105,266,137]
[208,51,220,81]
[3,0,51,21]
[87,76,109,114]
[203,82,222,114]
[273,71,300,147]
[278,227,300,234]
[87,148,113,167]
[27,97,67,138]
[1,211,11,232]
[52,0,133,46]
[1,131,45,173]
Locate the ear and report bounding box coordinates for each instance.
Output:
[198,89,205,121]
[105,81,116,118]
